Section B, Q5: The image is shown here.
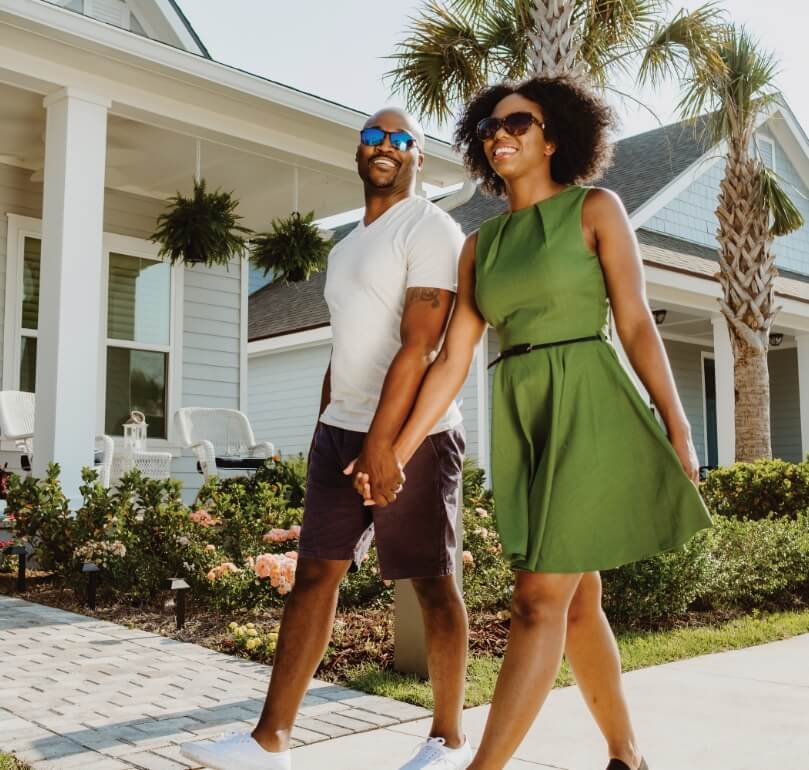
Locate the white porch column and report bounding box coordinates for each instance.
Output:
[796,334,809,458]
[34,88,109,502]
[711,315,736,465]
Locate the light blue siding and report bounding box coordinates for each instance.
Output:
[770,347,802,462]
[662,340,712,465]
[645,123,809,277]
[248,343,332,458]
[248,339,480,461]
[176,259,245,502]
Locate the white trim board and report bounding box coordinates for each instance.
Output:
[248,326,333,357]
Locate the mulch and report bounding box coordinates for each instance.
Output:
[0,578,511,683]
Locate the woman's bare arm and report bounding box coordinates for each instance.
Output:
[585,188,699,483]
[352,233,488,503]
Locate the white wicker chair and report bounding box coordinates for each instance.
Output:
[0,390,113,487]
[174,407,275,480]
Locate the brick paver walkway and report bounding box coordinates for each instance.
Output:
[0,596,430,769]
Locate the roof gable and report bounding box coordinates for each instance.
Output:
[50,0,209,56]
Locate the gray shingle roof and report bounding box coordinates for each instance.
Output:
[246,118,728,342]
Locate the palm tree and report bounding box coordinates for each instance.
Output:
[387,0,724,124]
[678,26,804,461]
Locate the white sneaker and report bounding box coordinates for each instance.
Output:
[180,732,291,770]
[398,736,473,769]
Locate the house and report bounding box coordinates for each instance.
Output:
[247,109,809,476]
[0,0,468,503]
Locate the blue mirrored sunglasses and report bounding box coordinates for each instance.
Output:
[360,127,417,152]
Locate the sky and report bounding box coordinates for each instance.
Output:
[180,0,809,146]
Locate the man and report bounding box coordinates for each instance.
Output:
[181,107,471,770]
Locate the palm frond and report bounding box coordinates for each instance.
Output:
[756,166,805,237]
[576,0,660,83]
[478,0,533,80]
[678,25,781,146]
[385,0,491,124]
[636,3,726,88]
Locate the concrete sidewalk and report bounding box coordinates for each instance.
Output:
[0,596,429,769]
[2,594,808,770]
[291,633,809,770]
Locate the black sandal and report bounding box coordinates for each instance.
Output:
[606,760,648,770]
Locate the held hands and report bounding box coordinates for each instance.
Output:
[343,440,405,507]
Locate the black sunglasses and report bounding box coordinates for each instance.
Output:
[476,112,545,142]
[360,127,418,152]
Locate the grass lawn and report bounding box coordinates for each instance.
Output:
[342,608,809,709]
[0,755,29,770]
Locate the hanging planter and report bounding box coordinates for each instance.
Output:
[250,211,331,284]
[151,178,253,268]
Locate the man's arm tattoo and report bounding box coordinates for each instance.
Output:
[407,287,441,309]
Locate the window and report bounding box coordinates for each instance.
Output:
[105,253,172,438]
[4,216,181,445]
[20,237,41,392]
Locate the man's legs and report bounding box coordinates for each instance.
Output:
[252,556,351,751]
[411,575,469,748]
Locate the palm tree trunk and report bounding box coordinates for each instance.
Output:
[714,137,777,462]
[733,342,772,461]
[529,0,586,76]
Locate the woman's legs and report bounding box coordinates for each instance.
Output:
[468,570,583,770]
[564,572,642,768]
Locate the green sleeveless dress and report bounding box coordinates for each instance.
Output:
[476,185,711,573]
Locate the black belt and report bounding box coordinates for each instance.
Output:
[488,334,602,369]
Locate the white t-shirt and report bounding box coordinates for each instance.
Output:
[321,196,465,434]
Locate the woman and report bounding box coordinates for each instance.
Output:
[357,76,711,770]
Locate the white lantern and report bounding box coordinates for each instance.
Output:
[123,410,147,452]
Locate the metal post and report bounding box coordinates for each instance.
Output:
[165,578,191,629]
[82,562,100,609]
[4,546,27,593]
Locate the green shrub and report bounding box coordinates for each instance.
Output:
[7,463,75,573]
[701,513,809,609]
[701,459,809,520]
[194,469,301,564]
[601,533,715,627]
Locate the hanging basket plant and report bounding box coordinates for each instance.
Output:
[152,178,253,268]
[250,211,331,284]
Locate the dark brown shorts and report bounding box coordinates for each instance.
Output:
[299,422,465,580]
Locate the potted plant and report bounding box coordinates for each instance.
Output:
[152,179,252,268]
[250,211,331,284]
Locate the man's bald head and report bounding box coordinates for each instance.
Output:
[363,107,425,149]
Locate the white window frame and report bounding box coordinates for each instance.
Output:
[700,350,716,467]
[757,135,776,173]
[4,213,184,450]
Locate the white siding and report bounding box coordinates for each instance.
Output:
[770,348,802,462]
[0,163,245,504]
[249,343,332,458]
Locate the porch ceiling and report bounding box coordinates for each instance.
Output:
[0,81,365,226]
